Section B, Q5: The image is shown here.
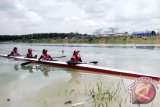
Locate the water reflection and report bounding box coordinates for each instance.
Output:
[14,64,19,71]
[31,43,160,50]
[40,67,49,77]
[13,62,83,81]
[68,70,81,84]
[21,65,34,73]
[135,45,156,50]
[14,64,50,77]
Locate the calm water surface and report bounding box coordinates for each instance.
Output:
[0,43,159,107]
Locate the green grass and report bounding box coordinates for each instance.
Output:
[84,80,124,107]
[12,35,160,44]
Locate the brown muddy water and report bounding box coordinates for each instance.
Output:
[0,43,159,107]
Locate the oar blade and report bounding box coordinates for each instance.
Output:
[89,61,98,64]
[21,61,32,66]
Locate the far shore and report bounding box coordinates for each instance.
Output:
[11,35,160,44]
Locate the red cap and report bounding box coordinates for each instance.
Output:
[74,50,79,53]
[28,48,32,51]
[43,49,48,54]
[43,49,47,52]
[13,47,17,50]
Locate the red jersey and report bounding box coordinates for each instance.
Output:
[71,55,81,62]
[41,54,51,60]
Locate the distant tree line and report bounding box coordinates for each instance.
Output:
[0,32,82,42]
[0,35,21,41]
[1,32,159,42]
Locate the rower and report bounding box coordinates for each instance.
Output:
[67,50,82,65]
[8,47,21,57]
[38,49,52,61]
[26,48,37,58]
[71,50,82,62]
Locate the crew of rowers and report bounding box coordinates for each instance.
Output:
[7,47,82,63]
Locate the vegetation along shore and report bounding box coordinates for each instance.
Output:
[1,32,160,44]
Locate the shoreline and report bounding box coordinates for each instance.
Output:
[1,35,160,44]
[14,35,160,44]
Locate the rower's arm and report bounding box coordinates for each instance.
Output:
[38,56,42,61]
[18,54,21,56]
[49,55,53,60]
[8,52,13,56]
[71,58,75,61]
[79,57,82,62]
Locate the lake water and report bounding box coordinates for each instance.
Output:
[0,43,159,107]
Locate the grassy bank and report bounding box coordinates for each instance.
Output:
[13,35,160,44]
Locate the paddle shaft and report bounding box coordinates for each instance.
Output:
[21,59,58,66]
[76,61,98,64]
[67,60,98,65]
[21,56,65,66]
[52,56,66,58]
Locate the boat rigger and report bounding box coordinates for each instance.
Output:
[0,54,159,81]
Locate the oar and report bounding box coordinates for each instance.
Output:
[21,61,32,66]
[67,60,98,65]
[52,56,66,58]
[77,61,98,64]
[21,56,66,66]
[32,49,65,54]
[88,61,98,64]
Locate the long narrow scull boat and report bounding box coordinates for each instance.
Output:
[0,54,159,81]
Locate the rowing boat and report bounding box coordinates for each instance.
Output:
[0,54,159,81]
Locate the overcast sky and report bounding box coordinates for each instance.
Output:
[0,0,160,35]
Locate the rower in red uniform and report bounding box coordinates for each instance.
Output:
[38,49,52,61]
[8,47,21,56]
[71,50,82,62]
[26,48,37,58]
